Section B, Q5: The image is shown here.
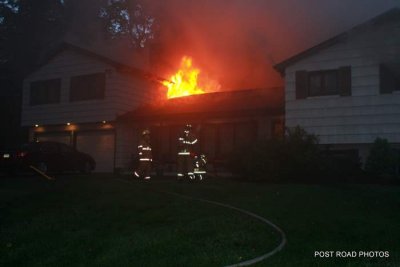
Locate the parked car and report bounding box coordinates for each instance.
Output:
[0,141,95,175]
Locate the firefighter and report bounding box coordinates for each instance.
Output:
[193,154,207,181]
[177,124,198,180]
[134,129,152,180]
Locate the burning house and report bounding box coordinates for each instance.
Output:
[21,42,284,174]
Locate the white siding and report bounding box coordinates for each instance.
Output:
[285,18,400,144]
[108,72,155,115]
[21,49,153,126]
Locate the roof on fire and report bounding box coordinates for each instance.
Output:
[274,8,400,75]
[118,87,284,122]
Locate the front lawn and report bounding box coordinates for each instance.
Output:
[1,175,399,266]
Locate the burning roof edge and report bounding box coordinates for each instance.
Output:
[274,7,400,75]
[118,87,284,122]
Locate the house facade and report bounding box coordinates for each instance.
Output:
[275,8,400,163]
[21,43,155,172]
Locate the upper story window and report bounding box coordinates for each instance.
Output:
[295,66,351,99]
[70,73,105,102]
[30,79,61,106]
[308,70,339,96]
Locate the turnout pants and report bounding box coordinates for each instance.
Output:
[177,154,194,179]
[135,160,151,179]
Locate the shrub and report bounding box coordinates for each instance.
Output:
[365,137,398,180]
[229,126,321,182]
[318,149,363,182]
[229,126,363,182]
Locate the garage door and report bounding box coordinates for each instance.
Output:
[76,131,115,173]
[36,132,71,145]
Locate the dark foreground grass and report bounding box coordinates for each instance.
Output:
[0,175,279,267]
[1,175,399,267]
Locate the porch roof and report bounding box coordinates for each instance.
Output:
[118,87,284,122]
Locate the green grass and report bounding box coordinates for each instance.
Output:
[1,175,399,267]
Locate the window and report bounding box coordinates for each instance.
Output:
[70,73,105,102]
[308,70,339,96]
[30,79,61,105]
[295,66,351,99]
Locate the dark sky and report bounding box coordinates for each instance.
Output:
[143,0,399,89]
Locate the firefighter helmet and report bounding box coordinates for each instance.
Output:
[142,129,150,136]
[184,124,192,131]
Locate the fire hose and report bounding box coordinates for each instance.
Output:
[29,165,55,180]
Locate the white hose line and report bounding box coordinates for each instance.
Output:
[116,178,286,267]
[29,165,55,180]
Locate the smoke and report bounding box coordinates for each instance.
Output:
[143,0,399,90]
[68,0,400,90]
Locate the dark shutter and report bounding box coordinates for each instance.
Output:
[380,64,394,94]
[295,71,308,99]
[339,66,351,96]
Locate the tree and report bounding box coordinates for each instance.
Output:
[0,0,157,74]
[0,1,21,65]
[0,0,67,75]
[99,0,156,48]
[0,0,68,147]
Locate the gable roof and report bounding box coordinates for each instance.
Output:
[117,87,284,122]
[274,8,400,75]
[27,42,163,81]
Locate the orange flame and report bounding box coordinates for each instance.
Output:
[162,56,220,99]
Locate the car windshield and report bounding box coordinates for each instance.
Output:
[20,143,40,152]
[60,144,75,153]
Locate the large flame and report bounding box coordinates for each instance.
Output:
[162,56,220,99]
